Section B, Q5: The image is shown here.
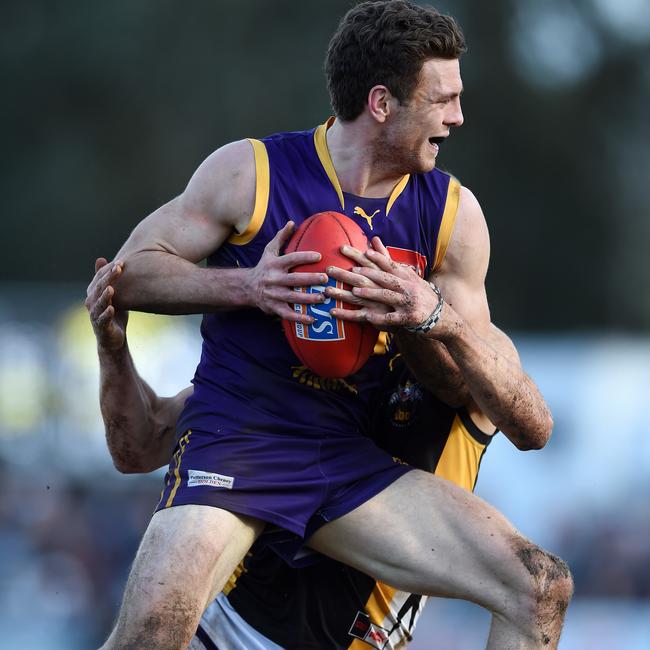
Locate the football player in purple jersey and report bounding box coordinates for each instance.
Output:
[91,2,572,648]
[88,257,535,650]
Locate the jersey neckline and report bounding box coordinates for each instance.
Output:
[313,117,410,216]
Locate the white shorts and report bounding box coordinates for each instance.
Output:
[189,593,283,650]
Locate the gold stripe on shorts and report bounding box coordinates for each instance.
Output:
[165,431,192,508]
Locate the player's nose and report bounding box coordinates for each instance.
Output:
[446,98,464,128]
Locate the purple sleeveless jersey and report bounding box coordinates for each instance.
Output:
[158,119,461,540]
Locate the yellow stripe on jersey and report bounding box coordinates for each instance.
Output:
[366,582,398,625]
[434,414,485,491]
[223,556,248,597]
[373,331,390,355]
[228,139,270,246]
[348,410,489,649]
[433,177,461,271]
[386,174,410,216]
[314,117,345,209]
[348,582,398,650]
[164,431,192,508]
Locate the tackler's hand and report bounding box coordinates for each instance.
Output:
[85,258,129,350]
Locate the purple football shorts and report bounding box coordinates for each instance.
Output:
[155,427,412,546]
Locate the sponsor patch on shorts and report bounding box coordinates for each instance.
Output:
[348,611,390,649]
[187,469,234,489]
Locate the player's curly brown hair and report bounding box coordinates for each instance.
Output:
[325,1,466,121]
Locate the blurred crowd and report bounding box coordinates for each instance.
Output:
[0,464,648,648]
[0,465,157,648]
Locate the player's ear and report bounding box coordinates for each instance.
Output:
[367,85,393,123]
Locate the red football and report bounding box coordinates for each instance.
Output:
[282,212,379,378]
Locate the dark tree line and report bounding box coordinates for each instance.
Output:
[3,0,648,330]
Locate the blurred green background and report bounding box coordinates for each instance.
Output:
[3,0,649,330]
[1,1,649,648]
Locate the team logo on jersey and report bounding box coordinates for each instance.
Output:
[291,365,358,394]
[292,279,345,341]
[354,206,381,230]
[348,611,390,649]
[388,380,423,427]
[385,247,428,278]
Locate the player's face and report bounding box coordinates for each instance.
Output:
[382,58,464,175]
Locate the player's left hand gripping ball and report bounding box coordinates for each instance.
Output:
[282,212,378,378]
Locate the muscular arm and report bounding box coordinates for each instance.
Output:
[419,188,552,449]
[110,141,324,321]
[112,141,255,313]
[395,331,469,408]
[328,187,553,450]
[99,342,191,473]
[399,323,552,450]
[87,259,191,473]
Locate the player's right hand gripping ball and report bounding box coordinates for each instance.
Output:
[282,212,379,378]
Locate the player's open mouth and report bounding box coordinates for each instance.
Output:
[428,136,445,156]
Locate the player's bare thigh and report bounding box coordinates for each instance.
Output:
[103,505,265,649]
[146,505,264,600]
[308,469,567,614]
